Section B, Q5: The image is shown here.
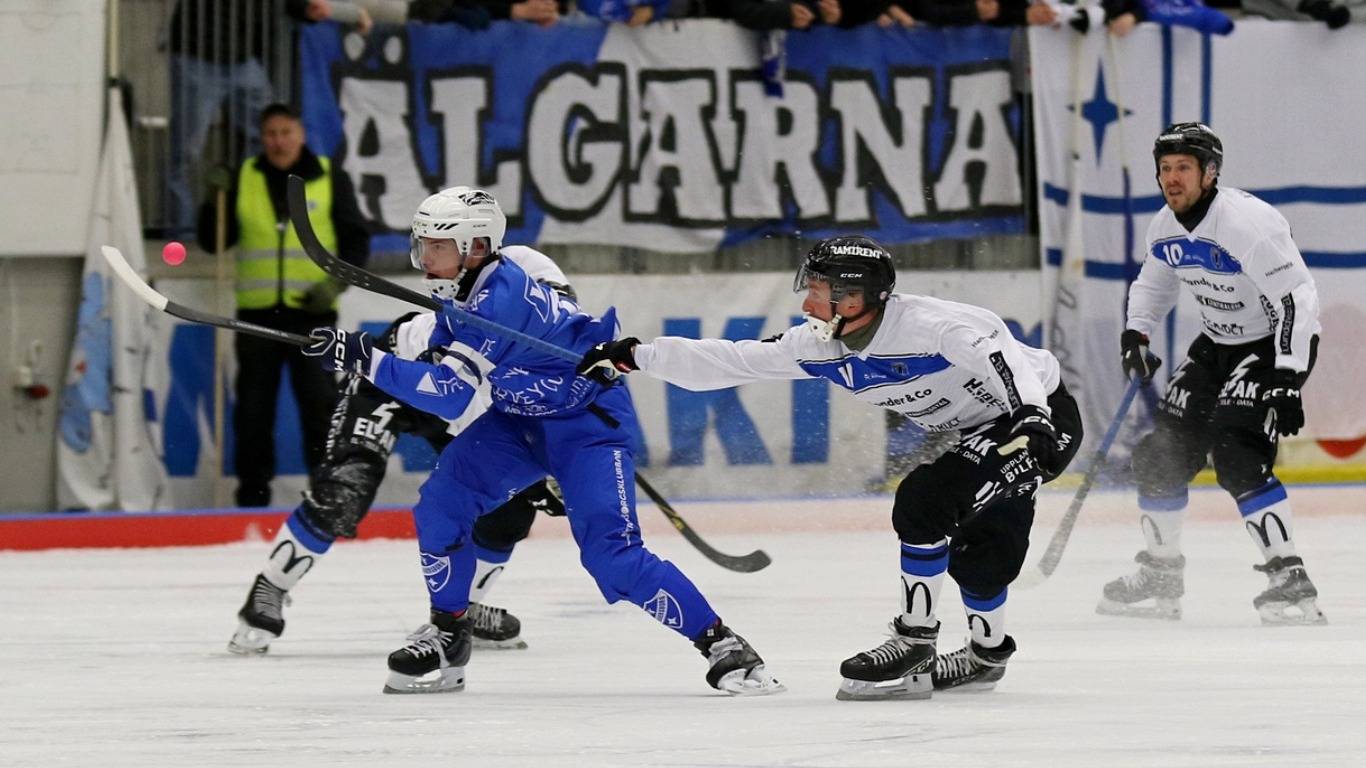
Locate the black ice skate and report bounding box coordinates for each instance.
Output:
[468,601,527,650]
[836,618,938,701]
[693,621,785,696]
[932,635,1017,692]
[1096,551,1185,620]
[382,610,472,694]
[228,574,290,655]
[1253,556,1327,626]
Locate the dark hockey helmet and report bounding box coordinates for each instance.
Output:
[793,235,896,306]
[1152,122,1223,178]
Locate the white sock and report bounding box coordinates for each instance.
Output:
[468,558,507,604]
[961,587,1007,649]
[1237,480,1298,561]
[260,516,330,591]
[899,539,948,629]
[1138,495,1186,559]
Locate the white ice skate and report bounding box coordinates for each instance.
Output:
[1253,557,1327,626]
[1096,551,1184,620]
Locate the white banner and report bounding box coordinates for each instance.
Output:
[138,269,1041,510]
[0,0,106,256]
[56,88,167,511]
[1031,21,1366,448]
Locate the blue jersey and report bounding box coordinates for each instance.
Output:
[367,256,619,424]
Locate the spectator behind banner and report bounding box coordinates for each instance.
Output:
[1101,0,1235,35]
[166,1,372,239]
[1241,0,1362,28]
[891,0,1065,26]
[478,0,564,25]
[197,103,370,508]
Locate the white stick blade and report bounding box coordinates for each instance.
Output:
[101,245,168,311]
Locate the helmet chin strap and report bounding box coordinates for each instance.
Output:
[806,301,879,342]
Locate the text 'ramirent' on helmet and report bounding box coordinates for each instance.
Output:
[793,235,896,342]
[792,235,897,305]
[1152,122,1223,179]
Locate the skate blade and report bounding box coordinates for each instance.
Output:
[382,666,466,694]
[1258,600,1328,626]
[227,621,278,655]
[934,678,1001,693]
[1096,598,1181,620]
[716,666,786,697]
[835,672,931,701]
[472,636,528,651]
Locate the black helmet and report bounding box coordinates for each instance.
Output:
[1153,122,1223,177]
[793,235,896,305]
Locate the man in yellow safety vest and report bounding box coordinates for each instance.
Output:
[198,102,369,507]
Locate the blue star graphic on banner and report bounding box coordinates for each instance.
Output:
[1068,63,1133,164]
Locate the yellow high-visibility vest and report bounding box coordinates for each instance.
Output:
[234,156,338,310]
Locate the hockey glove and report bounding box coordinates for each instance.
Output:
[1120,329,1162,384]
[1000,404,1063,475]
[1263,369,1305,437]
[303,328,374,376]
[577,337,640,385]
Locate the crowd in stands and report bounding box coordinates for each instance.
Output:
[295,0,1366,31]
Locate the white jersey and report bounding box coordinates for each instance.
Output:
[1128,187,1320,372]
[635,294,1061,433]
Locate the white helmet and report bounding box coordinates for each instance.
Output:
[410,186,506,299]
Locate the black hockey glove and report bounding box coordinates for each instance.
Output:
[1001,405,1063,475]
[1298,0,1351,29]
[1120,329,1162,384]
[303,328,374,376]
[1263,369,1305,437]
[577,337,640,385]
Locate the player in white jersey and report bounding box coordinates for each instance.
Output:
[579,235,1083,699]
[1097,123,1326,625]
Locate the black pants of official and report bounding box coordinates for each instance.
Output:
[234,307,339,507]
[892,384,1084,597]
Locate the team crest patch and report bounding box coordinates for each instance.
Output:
[642,589,684,629]
[420,553,452,592]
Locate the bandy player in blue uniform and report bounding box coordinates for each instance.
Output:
[301,187,783,696]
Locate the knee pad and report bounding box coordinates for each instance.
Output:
[891,466,962,543]
[1132,429,1205,498]
[300,453,385,539]
[471,494,538,553]
[947,507,1032,595]
[1211,431,1275,497]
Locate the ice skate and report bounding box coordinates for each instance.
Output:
[228,574,290,655]
[835,618,937,701]
[932,635,1016,692]
[1253,556,1327,626]
[382,611,472,694]
[693,621,785,697]
[1096,551,1185,620]
[468,601,527,650]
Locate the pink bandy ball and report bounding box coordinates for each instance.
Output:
[162,241,187,266]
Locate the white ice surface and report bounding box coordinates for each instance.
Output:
[3,485,1365,767]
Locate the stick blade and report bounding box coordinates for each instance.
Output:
[100,245,167,311]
